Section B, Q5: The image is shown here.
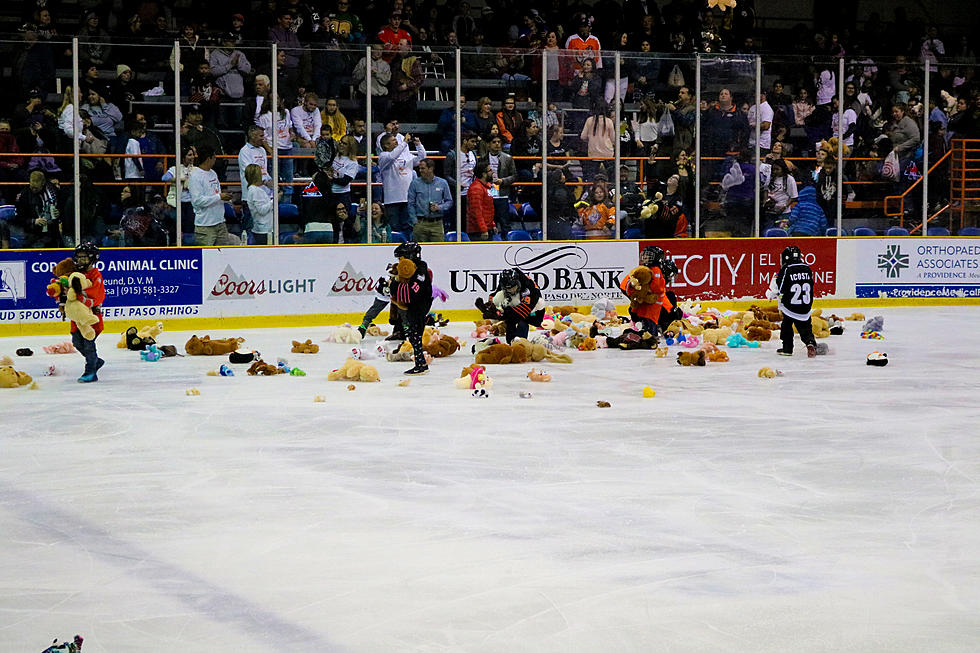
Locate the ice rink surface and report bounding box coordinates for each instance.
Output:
[1,306,979,653]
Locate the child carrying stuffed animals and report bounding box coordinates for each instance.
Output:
[45,243,106,383]
[388,241,434,375]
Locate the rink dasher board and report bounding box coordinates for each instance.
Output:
[1,238,978,336]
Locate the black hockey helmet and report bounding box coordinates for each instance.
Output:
[640,245,664,269]
[781,245,802,267]
[394,241,421,261]
[661,257,678,282]
[499,267,521,291]
[73,241,100,267]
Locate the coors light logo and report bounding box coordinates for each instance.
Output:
[209,265,317,299]
[329,262,380,296]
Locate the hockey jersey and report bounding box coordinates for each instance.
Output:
[490,271,544,320]
[769,261,814,321]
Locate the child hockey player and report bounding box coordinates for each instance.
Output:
[620,245,670,334]
[59,242,106,382]
[768,245,817,358]
[476,267,545,342]
[388,241,434,375]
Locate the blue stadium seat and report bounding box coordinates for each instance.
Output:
[825,227,848,236]
[521,202,537,219]
[623,227,642,239]
[223,203,237,220]
[530,228,543,240]
[278,203,299,221]
[0,205,15,221]
[957,226,980,236]
[389,231,408,243]
[181,233,197,246]
[886,226,910,237]
[445,231,470,242]
[506,229,532,240]
[492,232,502,240]
[927,226,950,237]
[764,227,788,237]
[853,227,877,237]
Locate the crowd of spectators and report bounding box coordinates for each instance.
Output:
[1,0,979,246]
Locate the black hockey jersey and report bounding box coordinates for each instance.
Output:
[769,262,814,321]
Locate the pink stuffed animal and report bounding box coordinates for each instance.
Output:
[43,341,77,354]
[680,335,701,348]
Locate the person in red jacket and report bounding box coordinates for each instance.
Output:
[466,161,495,240]
[62,242,106,383]
[619,245,668,334]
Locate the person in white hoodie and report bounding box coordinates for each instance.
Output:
[188,145,233,246]
[243,163,274,245]
[377,131,425,238]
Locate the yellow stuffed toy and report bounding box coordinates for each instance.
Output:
[0,365,33,388]
[63,272,100,340]
[327,357,380,382]
[117,321,164,349]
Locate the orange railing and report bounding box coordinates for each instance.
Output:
[950,138,980,232]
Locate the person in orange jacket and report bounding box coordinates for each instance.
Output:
[466,161,495,240]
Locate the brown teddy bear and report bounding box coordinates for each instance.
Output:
[0,365,33,388]
[745,326,772,342]
[424,334,460,358]
[389,258,416,310]
[751,305,782,323]
[475,343,515,365]
[577,336,597,351]
[625,266,658,304]
[327,357,380,382]
[676,350,706,366]
[45,257,76,299]
[748,319,779,331]
[707,350,730,362]
[247,359,282,376]
[291,339,320,354]
[185,335,246,355]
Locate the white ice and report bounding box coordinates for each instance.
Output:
[1,306,979,653]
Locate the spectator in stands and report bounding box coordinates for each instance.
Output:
[17,24,56,97]
[783,185,827,237]
[495,95,525,147]
[268,9,302,73]
[0,119,25,205]
[378,10,412,59]
[227,13,246,46]
[257,95,297,204]
[109,65,137,117]
[330,135,359,237]
[814,140,851,224]
[747,91,774,155]
[444,129,478,199]
[364,200,391,243]
[80,65,101,96]
[451,2,477,45]
[211,34,252,127]
[580,101,615,181]
[352,47,391,117]
[238,124,271,197]
[77,11,111,68]
[33,8,60,42]
[162,145,197,234]
[831,95,858,149]
[378,131,426,238]
[189,145,235,246]
[470,97,494,137]
[280,0,321,41]
[568,59,603,111]
[350,118,368,156]
[312,122,337,219]
[703,88,749,160]
[388,39,423,122]
[541,31,562,100]
[256,50,301,111]
[461,31,499,78]
[327,0,365,43]
[545,167,577,239]
[122,118,145,199]
[667,86,697,155]
[886,102,921,170]
[565,17,601,74]
[310,15,353,101]
[719,149,757,237]
[484,134,517,234]
[763,159,798,226]
[80,87,122,138]
[511,119,543,182]
[172,24,208,90]
[14,170,62,248]
[291,92,322,149]
[577,181,615,239]
[243,163,274,245]
[77,109,113,184]
[322,98,347,141]
[248,75,271,125]
[466,160,495,240]
[189,61,223,126]
[408,158,453,242]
